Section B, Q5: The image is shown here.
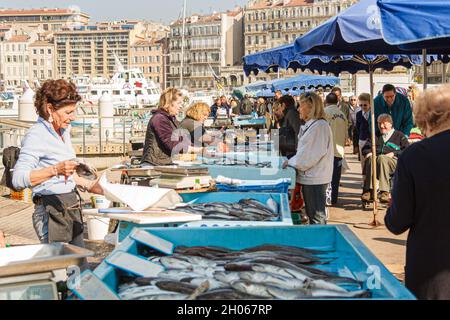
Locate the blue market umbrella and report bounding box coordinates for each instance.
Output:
[293,0,423,55]
[377,0,450,52]
[376,0,450,88]
[271,74,339,91]
[255,89,275,98]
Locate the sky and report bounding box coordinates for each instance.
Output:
[0,0,249,24]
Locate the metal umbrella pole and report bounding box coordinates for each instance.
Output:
[422,49,428,90]
[354,59,384,229]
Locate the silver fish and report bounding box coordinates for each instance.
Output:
[157,270,205,281]
[160,256,193,270]
[230,280,274,298]
[214,271,241,284]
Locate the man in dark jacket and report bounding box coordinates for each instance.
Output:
[361,113,409,203]
[372,84,414,137]
[240,94,254,115]
[276,95,303,159]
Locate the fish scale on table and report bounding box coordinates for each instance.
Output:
[116,243,371,300]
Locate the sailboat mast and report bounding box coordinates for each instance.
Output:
[180,0,187,89]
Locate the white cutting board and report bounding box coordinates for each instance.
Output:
[82,209,202,225]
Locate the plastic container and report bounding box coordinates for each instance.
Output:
[92,225,416,300]
[215,181,290,194]
[86,215,110,241]
[90,195,111,209]
[115,192,292,243]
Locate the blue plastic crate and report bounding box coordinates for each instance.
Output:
[116,192,292,243]
[216,181,290,194]
[93,225,415,300]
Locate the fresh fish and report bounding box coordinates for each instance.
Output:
[155,280,197,294]
[160,256,193,270]
[74,161,97,180]
[241,244,328,255]
[119,285,177,300]
[239,271,348,294]
[137,293,189,300]
[174,255,219,268]
[185,277,230,290]
[267,287,371,299]
[230,280,275,298]
[157,270,205,281]
[197,289,259,300]
[213,271,241,284]
[266,198,278,214]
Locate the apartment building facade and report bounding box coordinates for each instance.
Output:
[0,8,90,32]
[29,40,56,83]
[0,34,38,86]
[130,39,164,86]
[54,22,145,78]
[168,9,244,91]
[244,0,355,82]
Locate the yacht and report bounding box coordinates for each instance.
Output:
[0,91,19,118]
[71,68,161,110]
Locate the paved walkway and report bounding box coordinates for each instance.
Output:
[328,148,407,281]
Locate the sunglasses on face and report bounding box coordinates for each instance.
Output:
[359,104,369,107]
[351,99,357,101]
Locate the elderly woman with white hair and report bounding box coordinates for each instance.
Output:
[385,84,450,300]
[360,113,409,203]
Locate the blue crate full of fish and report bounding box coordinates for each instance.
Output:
[115,192,293,243]
[88,225,415,300]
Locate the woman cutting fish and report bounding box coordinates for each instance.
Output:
[12,79,104,247]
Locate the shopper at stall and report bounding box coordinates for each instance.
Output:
[361,114,409,203]
[210,98,221,119]
[324,93,348,205]
[284,92,334,225]
[355,93,371,171]
[349,96,360,154]
[141,88,203,166]
[372,84,414,137]
[12,79,104,247]
[385,85,450,300]
[331,87,351,132]
[276,95,303,159]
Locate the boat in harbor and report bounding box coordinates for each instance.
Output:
[0,91,19,119]
[71,68,161,111]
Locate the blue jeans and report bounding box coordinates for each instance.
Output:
[301,184,328,225]
[331,157,343,204]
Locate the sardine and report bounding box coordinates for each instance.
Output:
[155,280,197,294]
[230,280,275,298]
[157,270,205,281]
[160,256,193,270]
[197,289,259,300]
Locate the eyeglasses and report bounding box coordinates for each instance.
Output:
[359,104,369,107]
[351,99,357,101]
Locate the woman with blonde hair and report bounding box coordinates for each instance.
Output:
[141,88,202,166]
[385,84,450,300]
[180,102,212,146]
[283,92,334,225]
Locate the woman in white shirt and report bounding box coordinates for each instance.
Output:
[283,92,334,224]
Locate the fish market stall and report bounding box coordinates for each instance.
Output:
[80,226,415,300]
[0,243,93,300]
[233,115,267,129]
[113,192,292,243]
[200,154,296,189]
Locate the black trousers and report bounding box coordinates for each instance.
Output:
[331,157,343,204]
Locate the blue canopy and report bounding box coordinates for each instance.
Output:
[377,0,450,52]
[294,0,420,55]
[245,80,271,92]
[271,74,339,91]
[255,89,275,98]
